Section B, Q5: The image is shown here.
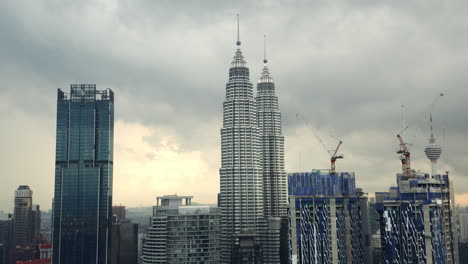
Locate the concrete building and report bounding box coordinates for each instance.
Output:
[52,84,114,264]
[288,171,370,264]
[141,195,220,264]
[376,172,456,263]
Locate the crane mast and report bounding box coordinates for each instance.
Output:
[396,134,412,178]
[330,141,344,175]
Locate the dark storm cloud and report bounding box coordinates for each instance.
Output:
[1,0,468,210]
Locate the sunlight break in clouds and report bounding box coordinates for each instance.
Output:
[113,121,219,207]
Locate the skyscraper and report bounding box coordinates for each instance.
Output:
[256,37,287,218]
[219,17,264,263]
[256,37,288,263]
[13,186,33,247]
[52,84,114,264]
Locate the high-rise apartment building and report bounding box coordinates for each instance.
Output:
[375,172,456,263]
[219,21,265,263]
[141,195,220,263]
[13,186,33,247]
[52,84,114,264]
[288,171,370,264]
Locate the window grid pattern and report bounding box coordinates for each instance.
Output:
[220,48,264,263]
[52,84,114,264]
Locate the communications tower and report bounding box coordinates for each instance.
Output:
[424,113,442,175]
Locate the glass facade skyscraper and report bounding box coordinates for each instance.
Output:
[52,84,114,264]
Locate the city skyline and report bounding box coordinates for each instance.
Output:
[2,1,468,213]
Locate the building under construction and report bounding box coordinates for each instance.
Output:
[288,170,371,264]
[375,171,456,264]
[375,120,457,263]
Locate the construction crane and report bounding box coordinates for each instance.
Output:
[396,132,412,179]
[330,140,344,175]
[296,114,343,175]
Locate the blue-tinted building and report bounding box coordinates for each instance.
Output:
[375,172,456,264]
[288,171,370,264]
[52,84,114,264]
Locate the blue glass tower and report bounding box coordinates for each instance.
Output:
[52,84,114,264]
[288,171,370,264]
[375,172,456,264]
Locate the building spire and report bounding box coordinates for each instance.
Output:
[259,34,273,83]
[231,14,246,67]
[236,14,241,46]
[430,112,434,140]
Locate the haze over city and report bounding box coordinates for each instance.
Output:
[2,0,468,213]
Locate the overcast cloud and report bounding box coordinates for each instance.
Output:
[1,0,468,211]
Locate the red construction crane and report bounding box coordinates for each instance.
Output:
[396,133,412,178]
[330,140,344,175]
[296,114,343,175]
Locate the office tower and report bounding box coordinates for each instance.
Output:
[219,18,264,263]
[0,216,13,264]
[255,38,288,263]
[13,186,33,247]
[112,206,126,222]
[288,171,370,264]
[52,84,114,264]
[141,195,220,264]
[375,171,456,263]
[112,221,138,264]
[31,205,41,244]
[256,37,287,218]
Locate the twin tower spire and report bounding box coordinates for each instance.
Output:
[234,14,273,83]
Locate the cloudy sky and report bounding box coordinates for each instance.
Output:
[1,0,468,212]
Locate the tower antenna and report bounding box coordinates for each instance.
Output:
[430,112,434,139]
[263,35,267,64]
[236,14,241,46]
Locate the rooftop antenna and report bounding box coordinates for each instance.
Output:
[236,14,241,46]
[263,35,267,64]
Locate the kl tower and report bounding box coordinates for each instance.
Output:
[424,113,442,175]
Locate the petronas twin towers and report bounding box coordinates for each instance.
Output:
[219,18,287,263]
